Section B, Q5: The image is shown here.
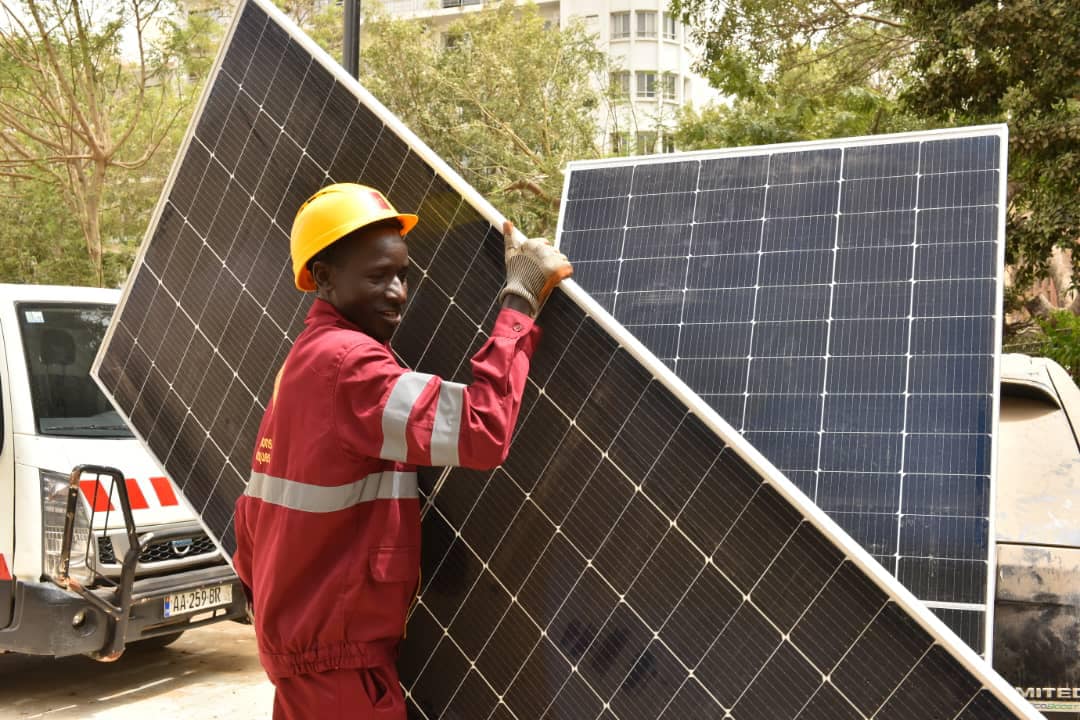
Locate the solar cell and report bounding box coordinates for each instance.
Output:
[92,1,1033,717]
[558,130,1006,654]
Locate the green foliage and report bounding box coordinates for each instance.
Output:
[162,1,233,83]
[670,0,909,101]
[0,155,177,287]
[358,1,606,235]
[669,2,921,150]
[275,0,343,61]
[0,174,95,285]
[1035,311,1080,383]
[895,0,1080,294]
[674,47,923,151]
[0,0,224,287]
[675,0,1079,311]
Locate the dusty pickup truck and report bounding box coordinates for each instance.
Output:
[995,353,1080,719]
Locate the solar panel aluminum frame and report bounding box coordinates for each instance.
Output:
[87,1,1034,714]
[556,125,1009,660]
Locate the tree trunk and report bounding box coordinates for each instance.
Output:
[84,159,106,287]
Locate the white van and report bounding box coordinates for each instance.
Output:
[0,284,245,660]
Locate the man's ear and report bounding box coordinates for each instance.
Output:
[311,260,334,293]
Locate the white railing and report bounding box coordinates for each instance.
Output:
[375,0,484,16]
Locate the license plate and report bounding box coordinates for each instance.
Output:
[163,583,233,618]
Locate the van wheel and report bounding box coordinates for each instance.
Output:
[132,631,184,650]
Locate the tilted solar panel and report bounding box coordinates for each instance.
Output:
[92,1,1034,717]
[557,132,1005,655]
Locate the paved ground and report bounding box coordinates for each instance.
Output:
[0,621,273,719]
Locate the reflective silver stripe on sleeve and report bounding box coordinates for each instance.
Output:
[380,371,435,462]
[429,380,464,467]
[245,470,418,512]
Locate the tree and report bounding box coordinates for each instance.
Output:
[275,0,342,61]
[164,0,234,84]
[1036,310,1080,383]
[668,1,922,164]
[0,0,208,286]
[670,0,910,101]
[896,0,1080,308]
[674,45,922,151]
[674,0,1079,318]
[355,1,607,236]
[0,169,91,284]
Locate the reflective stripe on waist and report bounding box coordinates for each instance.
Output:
[245,470,418,512]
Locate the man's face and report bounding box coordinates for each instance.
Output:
[312,226,409,343]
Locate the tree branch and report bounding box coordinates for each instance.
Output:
[113,0,157,153]
[0,153,94,164]
[24,0,98,148]
[0,103,70,153]
[113,101,187,169]
[499,178,557,208]
[453,80,545,168]
[826,0,906,30]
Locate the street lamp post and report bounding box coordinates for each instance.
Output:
[343,0,360,78]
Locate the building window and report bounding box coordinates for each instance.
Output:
[610,132,631,155]
[663,13,678,40]
[636,71,657,98]
[662,73,677,101]
[636,11,657,38]
[611,12,630,40]
[610,71,631,98]
[662,135,676,153]
[636,132,657,155]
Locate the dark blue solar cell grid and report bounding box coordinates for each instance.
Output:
[560,133,1003,653]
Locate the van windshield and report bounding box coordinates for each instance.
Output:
[17,303,133,438]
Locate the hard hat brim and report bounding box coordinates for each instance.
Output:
[294,211,419,292]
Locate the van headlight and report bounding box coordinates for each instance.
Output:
[40,470,98,586]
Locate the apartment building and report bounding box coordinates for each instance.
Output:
[377,0,722,155]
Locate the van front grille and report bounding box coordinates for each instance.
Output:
[97,534,217,565]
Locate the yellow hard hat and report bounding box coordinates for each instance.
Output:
[290,183,419,292]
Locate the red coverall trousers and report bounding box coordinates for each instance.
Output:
[272,665,405,719]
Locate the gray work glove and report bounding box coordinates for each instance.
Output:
[498,221,574,316]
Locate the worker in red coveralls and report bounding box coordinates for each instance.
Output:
[232,182,572,719]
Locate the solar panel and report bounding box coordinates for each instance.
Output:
[92,1,1035,717]
[557,131,1006,655]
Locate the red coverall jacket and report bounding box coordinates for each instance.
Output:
[233,298,540,679]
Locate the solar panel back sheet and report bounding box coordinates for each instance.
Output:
[557,130,1006,656]
[92,1,1036,718]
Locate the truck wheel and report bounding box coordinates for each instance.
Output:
[132,631,184,650]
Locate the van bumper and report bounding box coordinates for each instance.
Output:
[0,564,245,658]
[993,543,1080,719]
